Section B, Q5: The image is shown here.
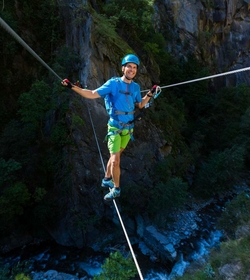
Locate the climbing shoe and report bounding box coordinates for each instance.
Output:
[101,178,114,188]
[104,187,121,201]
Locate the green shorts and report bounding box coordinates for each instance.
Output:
[107,125,133,154]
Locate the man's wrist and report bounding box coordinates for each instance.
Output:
[147,93,153,97]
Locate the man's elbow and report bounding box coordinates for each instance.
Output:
[136,102,142,109]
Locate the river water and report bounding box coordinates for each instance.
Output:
[2,229,222,279]
[2,199,224,279]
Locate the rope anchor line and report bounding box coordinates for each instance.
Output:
[0,17,62,81]
[141,63,250,93]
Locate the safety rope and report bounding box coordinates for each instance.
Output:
[0,17,62,81]
[141,65,250,93]
[0,16,144,280]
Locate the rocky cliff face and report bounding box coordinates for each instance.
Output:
[156,0,250,87]
[48,0,163,249]
[47,0,250,261]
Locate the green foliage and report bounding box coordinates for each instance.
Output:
[103,0,154,40]
[178,193,250,279]
[0,12,20,131]
[193,145,245,197]
[177,263,216,280]
[50,120,72,146]
[33,187,47,202]
[14,0,62,59]
[178,234,250,279]
[14,274,31,280]
[210,85,250,147]
[178,264,215,280]
[0,158,31,233]
[71,113,85,130]
[18,80,55,135]
[0,258,31,280]
[0,0,63,133]
[52,45,81,79]
[0,158,22,186]
[185,83,250,157]
[209,236,250,279]
[0,182,31,220]
[91,11,131,66]
[217,191,250,238]
[93,251,137,280]
[0,71,71,236]
[147,177,188,220]
[149,95,188,157]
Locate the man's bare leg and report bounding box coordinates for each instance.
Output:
[104,149,124,200]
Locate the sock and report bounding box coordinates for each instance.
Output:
[104,177,112,181]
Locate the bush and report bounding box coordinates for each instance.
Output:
[217,190,250,238]
[193,145,245,198]
[93,251,137,280]
[147,177,188,221]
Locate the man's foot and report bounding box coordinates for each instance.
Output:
[104,187,121,201]
[101,178,114,188]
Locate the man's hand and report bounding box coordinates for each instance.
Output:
[61,79,73,89]
[150,85,160,96]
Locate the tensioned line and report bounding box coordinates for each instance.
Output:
[141,65,250,93]
[0,17,62,81]
[87,103,144,280]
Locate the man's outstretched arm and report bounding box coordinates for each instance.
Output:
[61,79,101,99]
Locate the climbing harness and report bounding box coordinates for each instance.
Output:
[104,77,139,141]
[103,79,162,142]
[0,16,144,280]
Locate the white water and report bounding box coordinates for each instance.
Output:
[4,229,222,279]
[143,229,222,280]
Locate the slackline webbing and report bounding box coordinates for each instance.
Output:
[0,16,144,279]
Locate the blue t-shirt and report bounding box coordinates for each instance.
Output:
[96,77,142,124]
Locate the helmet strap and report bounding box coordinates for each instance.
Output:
[125,75,132,80]
[122,66,132,81]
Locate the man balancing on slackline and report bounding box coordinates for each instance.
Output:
[62,54,159,201]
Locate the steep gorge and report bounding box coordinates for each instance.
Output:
[1,0,250,271]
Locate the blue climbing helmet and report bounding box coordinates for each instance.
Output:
[121,54,140,67]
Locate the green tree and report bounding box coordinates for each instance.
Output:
[147,177,188,224]
[18,80,55,136]
[0,182,30,220]
[193,145,245,197]
[0,158,31,236]
[103,0,154,41]
[0,158,22,185]
[93,251,137,280]
[217,191,250,238]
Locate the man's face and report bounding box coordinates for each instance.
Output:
[122,63,138,80]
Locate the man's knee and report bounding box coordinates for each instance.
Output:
[110,154,120,167]
[111,158,119,167]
